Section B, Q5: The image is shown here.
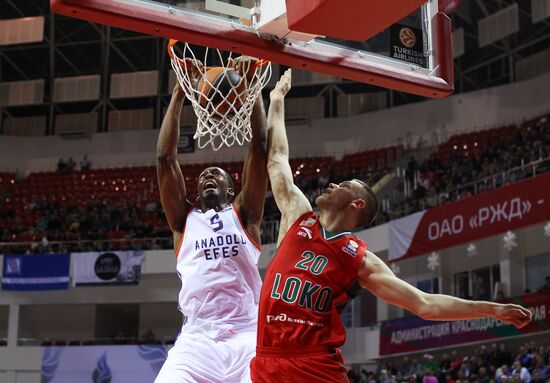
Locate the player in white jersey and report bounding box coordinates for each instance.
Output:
[155,58,267,383]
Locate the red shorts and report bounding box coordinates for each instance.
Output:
[250,346,349,383]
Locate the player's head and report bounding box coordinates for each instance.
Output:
[315,179,379,230]
[197,166,234,209]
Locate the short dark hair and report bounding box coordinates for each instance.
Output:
[354,179,379,229]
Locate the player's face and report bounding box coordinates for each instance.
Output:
[198,167,231,202]
[315,180,363,210]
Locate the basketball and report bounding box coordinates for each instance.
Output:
[195,67,246,117]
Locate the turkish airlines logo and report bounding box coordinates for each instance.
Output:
[399,27,416,48]
[297,227,312,239]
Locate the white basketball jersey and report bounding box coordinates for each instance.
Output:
[176,204,262,337]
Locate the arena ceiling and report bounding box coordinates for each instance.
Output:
[0,0,549,119]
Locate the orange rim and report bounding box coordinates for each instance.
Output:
[168,39,268,71]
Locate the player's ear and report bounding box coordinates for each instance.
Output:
[227,188,235,200]
[351,199,366,209]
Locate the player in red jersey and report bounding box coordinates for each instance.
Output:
[250,69,533,383]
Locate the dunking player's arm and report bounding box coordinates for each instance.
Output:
[232,94,269,245]
[358,250,532,328]
[157,84,188,252]
[266,69,312,246]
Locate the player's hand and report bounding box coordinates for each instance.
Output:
[493,303,532,329]
[270,68,291,100]
[232,55,259,82]
[177,58,203,88]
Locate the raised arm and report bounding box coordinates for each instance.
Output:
[359,250,532,328]
[234,95,268,245]
[267,69,312,245]
[157,85,188,247]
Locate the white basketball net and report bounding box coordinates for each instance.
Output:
[169,41,272,151]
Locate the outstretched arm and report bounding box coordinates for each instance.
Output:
[267,69,312,245]
[157,85,188,248]
[359,250,532,328]
[234,95,268,245]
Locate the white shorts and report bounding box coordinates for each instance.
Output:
[154,328,256,383]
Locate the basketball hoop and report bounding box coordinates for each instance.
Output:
[168,39,272,151]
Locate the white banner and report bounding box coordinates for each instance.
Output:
[388,211,425,261]
[42,345,167,383]
[72,251,144,286]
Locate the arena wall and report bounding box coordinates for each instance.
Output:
[1,72,549,173]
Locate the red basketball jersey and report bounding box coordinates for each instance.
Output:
[256,211,366,351]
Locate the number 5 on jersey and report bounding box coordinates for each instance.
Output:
[210,213,223,232]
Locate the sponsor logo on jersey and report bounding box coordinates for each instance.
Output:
[266,312,323,327]
[297,226,313,239]
[342,239,359,257]
[299,217,317,227]
[194,234,246,260]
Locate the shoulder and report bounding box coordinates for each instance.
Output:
[328,235,366,272]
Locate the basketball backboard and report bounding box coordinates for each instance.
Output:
[50,0,454,98]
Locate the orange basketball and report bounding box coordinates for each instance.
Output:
[195,67,246,117]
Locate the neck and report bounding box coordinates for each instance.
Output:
[200,196,229,212]
[318,207,354,233]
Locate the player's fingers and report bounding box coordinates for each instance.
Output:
[516,317,530,329]
[285,68,292,80]
[514,305,532,319]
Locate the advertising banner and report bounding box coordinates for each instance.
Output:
[72,251,143,286]
[389,24,426,68]
[389,173,550,261]
[41,344,168,382]
[1,253,70,291]
[379,292,550,355]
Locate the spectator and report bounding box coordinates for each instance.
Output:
[80,155,91,171]
[66,157,76,172]
[400,356,414,378]
[538,276,550,292]
[530,370,545,383]
[496,344,514,368]
[380,369,396,383]
[422,369,438,383]
[347,368,360,383]
[57,158,67,172]
[141,328,156,343]
[478,366,491,383]
[496,365,510,383]
[511,360,531,383]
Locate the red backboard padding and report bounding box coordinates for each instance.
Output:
[285,0,427,41]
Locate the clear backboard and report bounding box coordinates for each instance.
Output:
[50,0,454,98]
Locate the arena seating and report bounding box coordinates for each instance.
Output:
[1,110,550,252]
[348,339,550,383]
[389,114,550,220]
[0,146,401,250]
